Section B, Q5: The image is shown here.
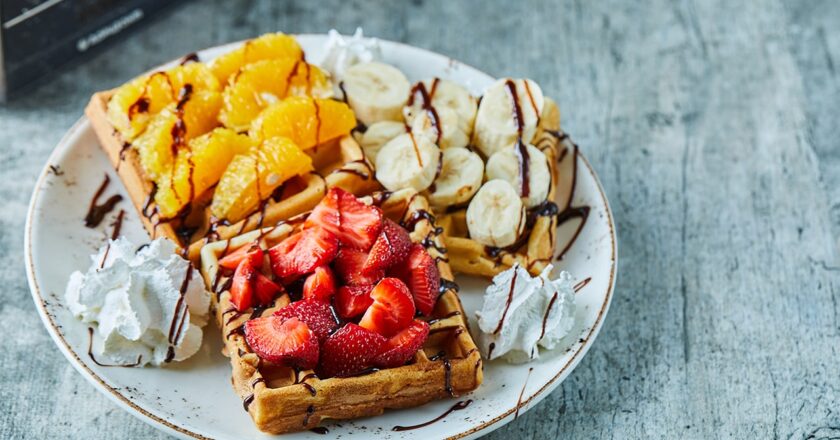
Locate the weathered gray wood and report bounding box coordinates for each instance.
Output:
[1,0,839,438]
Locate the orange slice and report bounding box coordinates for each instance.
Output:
[133,90,222,182]
[209,33,304,84]
[107,63,220,140]
[210,137,313,222]
[154,128,255,218]
[218,59,332,131]
[248,96,357,148]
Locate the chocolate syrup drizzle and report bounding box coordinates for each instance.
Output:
[573,277,592,293]
[514,367,534,420]
[164,262,193,363]
[98,209,126,269]
[492,268,519,334]
[391,399,473,431]
[504,79,530,198]
[87,327,142,367]
[547,132,591,261]
[407,78,443,144]
[85,175,123,228]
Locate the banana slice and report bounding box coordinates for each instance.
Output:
[409,106,470,149]
[473,78,544,158]
[375,132,441,192]
[341,62,410,125]
[466,179,526,248]
[485,143,551,208]
[428,147,484,208]
[404,78,477,137]
[359,121,406,163]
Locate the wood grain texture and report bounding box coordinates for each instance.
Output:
[1,0,839,438]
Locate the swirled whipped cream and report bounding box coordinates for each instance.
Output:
[65,237,210,367]
[475,264,576,363]
[321,28,381,80]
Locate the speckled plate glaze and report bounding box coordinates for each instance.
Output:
[25,34,616,440]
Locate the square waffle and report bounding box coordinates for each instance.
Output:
[436,98,567,277]
[198,188,482,434]
[85,91,379,262]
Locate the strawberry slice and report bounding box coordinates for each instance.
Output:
[334,188,383,250]
[334,284,374,319]
[359,278,416,337]
[305,188,383,250]
[334,248,384,286]
[254,273,284,306]
[230,259,257,311]
[273,300,339,342]
[302,266,337,303]
[244,316,319,369]
[363,219,412,275]
[390,244,441,316]
[219,243,264,270]
[269,227,339,281]
[318,323,386,378]
[373,319,430,368]
[304,187,340,233]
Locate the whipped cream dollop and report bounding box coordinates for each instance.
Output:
[475,264,576,363]
[65,237,210,367]
[321,28,381,81]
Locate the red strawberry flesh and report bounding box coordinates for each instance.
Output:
[254,272,284,306]
[363,219,412,275]
[230,259,257,311]
[273,300,339,342]
[268,227,339,281]
[358,278,416,337]
[318,323,386,378]
[219,243,264,270]
[334,248,383,286]
[390,244,441,316]
[373,319,430,368]
[302,265,337,303]
[334,284,374,319]
[244,316,319,370]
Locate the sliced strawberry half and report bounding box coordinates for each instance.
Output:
[334,284,374,319]
[254,272,284,306]
[334,188,383,250]
[390,244,441,316]
[318,323,386,378]
[304,187,340,234]
[219,243,264,270]
[244,316,319,370]
[373,319,430,368]
[273,300,339,342]
[302,265,336,303]
[363,219,412,275]
[230,259,257,311]
[334,248,384,286]
[358,278,415,337]
[268,227,339,281]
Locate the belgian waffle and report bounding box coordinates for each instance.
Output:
[85,90,379,262]
[436,98,566,277]
[198,188,482,434]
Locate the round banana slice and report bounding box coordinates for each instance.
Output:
[341,62,410,126]
[466,179,526,248]
[409,106,470,149]
[485,143,551,208]
[375,132,441,192]
[473,78,544,158]
[428,147,484,208]
[404,78,477,136]
[359,121,406,163]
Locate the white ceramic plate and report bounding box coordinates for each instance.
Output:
[25,34,616,439]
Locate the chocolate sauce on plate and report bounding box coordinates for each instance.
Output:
[391,399,472,431]
[87,327,142,367]
[85,175,123,228]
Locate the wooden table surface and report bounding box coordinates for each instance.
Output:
[3,0,839,438]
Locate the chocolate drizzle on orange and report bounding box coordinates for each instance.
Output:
[85,174,123,228]
[180,52,199,65]
[391,399,473,431]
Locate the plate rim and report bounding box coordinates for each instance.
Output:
[24,34,617,440]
